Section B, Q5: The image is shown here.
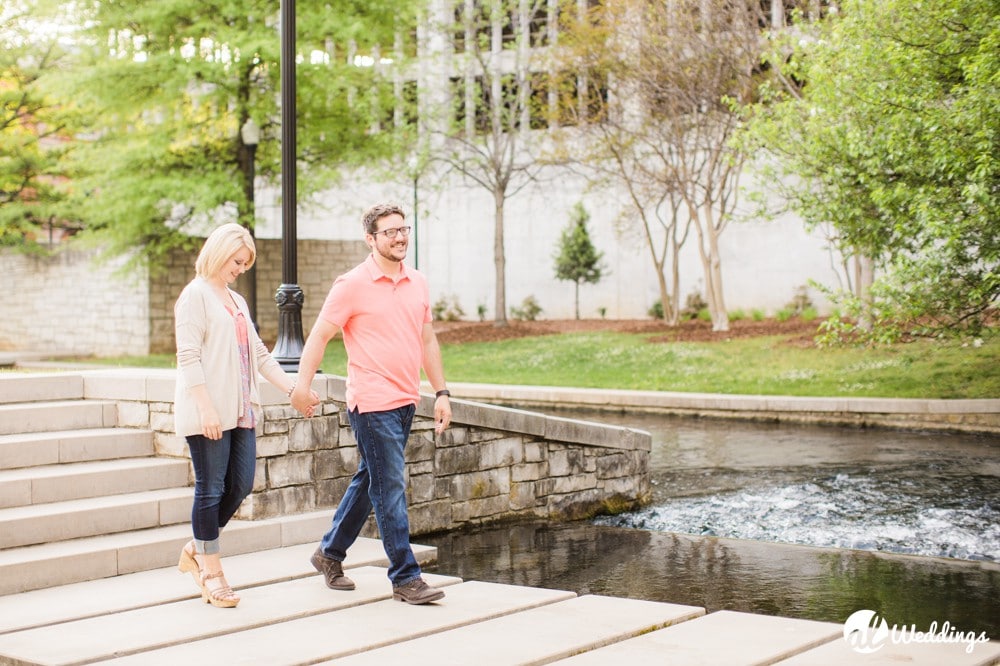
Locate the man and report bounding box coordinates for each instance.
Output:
[291,202,452,605]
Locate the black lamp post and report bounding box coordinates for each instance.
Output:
[272,0,305,371]
[240,117,260,329]
[408,156,419,270]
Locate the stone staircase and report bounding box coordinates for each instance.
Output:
[0,372,334,596]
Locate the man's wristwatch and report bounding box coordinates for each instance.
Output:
[435,389,451,399]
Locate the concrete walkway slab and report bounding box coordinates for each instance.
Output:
[550,609,840,665]
[0,539,436,635]
[0,567,461,666]
[328,593,704,666]
[775,631,1000,665]
[95,580,574,666]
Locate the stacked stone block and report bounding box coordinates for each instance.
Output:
[117,371,651,537]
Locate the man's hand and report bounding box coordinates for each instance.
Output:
[291,386,321,417]
[434,394,452,434]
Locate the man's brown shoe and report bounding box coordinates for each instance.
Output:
[393,577,445,605]
[310,548,356,591]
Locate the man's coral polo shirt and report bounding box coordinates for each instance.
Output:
[318,254,431,413]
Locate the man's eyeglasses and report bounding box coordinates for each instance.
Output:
[372,226,411,239]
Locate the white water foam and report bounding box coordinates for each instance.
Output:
[596,472,1000,562]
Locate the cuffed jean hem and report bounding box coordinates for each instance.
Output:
[392,574,422,589]
[193,538,221,555]
[318,548,345,563]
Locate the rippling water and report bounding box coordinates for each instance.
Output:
[599,473,1000,561]
[423,415,1000,635]
[587,413,1000,562]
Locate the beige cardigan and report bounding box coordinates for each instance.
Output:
[173,277,284,437]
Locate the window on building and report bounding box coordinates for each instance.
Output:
[396,80,419,128]
[528,2,549,47]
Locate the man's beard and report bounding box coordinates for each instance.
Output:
[376,241,406,263]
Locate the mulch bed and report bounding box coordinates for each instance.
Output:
[433,317,823,346]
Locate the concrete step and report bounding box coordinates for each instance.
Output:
[0,487,192,550]
[0,457,190,509]
[0,400,117,436]
[0,428,155,471]
[0,509,352,597]
[0,373,84,405]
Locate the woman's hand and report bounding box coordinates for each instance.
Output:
[291,386,321,418]
[200,406,223,440]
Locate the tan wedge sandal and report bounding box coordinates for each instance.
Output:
[200,571,240,608]
[177,542,201,589]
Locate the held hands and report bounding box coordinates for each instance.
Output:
[290,385,321,418]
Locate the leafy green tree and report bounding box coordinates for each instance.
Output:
[0,1,81,252]
[743,0,999,340]
[553,202,605,319]
[52,0,417,269]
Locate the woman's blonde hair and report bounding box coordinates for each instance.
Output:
[195,223,256,278]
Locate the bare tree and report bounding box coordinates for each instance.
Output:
[556,0,765,331]
[425,0,550,326]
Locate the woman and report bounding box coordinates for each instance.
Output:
[174,223,316,608]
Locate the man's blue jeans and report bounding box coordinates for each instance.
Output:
[320,404,422,587]
[185,427,256,555]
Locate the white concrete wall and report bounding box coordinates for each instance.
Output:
[255,169,841,321]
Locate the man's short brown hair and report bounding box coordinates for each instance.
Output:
[362,203,406,235]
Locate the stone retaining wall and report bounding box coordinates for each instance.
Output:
[152,238,368,353]
[0,239,367,356]
[100,370,651,536]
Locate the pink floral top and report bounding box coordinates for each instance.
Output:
[230,307,256,429]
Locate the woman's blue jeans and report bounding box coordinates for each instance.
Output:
[185,427,256,555]
[320,404,422,587]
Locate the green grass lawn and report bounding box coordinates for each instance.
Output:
[315,330,998,399]
[75,329,999,399]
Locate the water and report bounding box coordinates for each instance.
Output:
[421,414,1000,636]
[592,414,1000,563]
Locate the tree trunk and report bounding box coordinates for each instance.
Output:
[706,230,729,332]
[692,204,729,332]
[494,191,508,327]
[855,254,875,332]
[574,282,581,320]
[667,233,681,326]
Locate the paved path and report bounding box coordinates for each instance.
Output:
[1,540,997,665]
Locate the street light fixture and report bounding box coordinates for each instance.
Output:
[272,0,306,370]
[407,155,419,270]
[240,117,260,329]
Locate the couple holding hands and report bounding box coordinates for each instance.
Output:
[174,203,451,608]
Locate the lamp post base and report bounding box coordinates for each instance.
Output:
[272,283,305,371]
